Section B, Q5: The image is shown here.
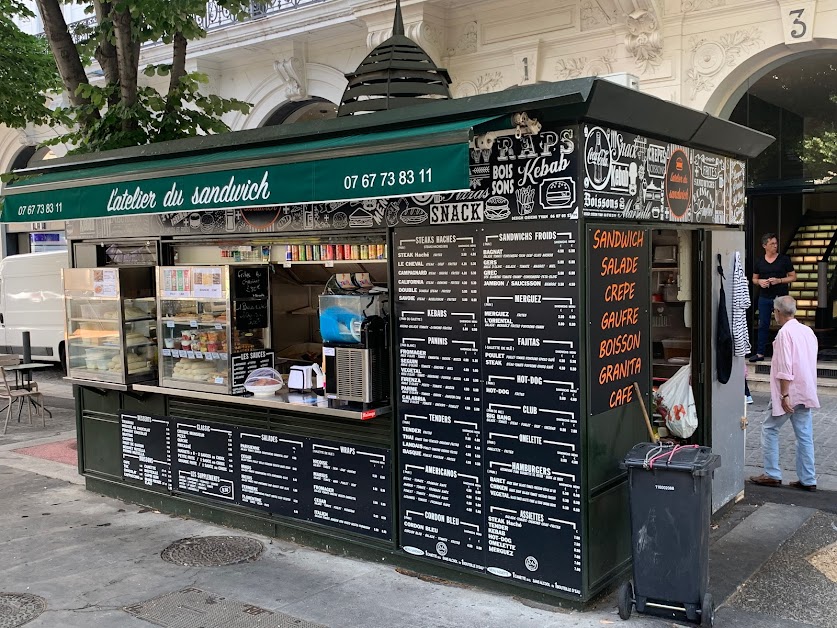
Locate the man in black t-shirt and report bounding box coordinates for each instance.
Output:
[750,233,796,362]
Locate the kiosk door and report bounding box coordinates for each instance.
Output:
[709,230,747,511]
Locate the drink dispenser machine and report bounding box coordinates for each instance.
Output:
[319,273,388,403]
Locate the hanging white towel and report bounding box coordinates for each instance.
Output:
[731,251,751,356]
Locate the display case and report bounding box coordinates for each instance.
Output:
[63,267,157,385]
[157,265,271,394]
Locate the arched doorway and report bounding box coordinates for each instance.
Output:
[260,98,337,127]
[725,51,837,346]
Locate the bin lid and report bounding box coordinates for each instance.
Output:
[620,442,721,475]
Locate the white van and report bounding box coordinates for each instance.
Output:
[0,251,69,366]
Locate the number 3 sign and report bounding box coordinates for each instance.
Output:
[780,1,816,44]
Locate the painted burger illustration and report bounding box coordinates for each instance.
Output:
[400,206,428,225]
[349,208,374,227]
[484,195,511,220]
[542,178,573,208]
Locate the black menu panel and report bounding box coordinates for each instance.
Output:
[238,427,306,517]
[173,419,237,501]
[231,349,275,395]
[394,221,584,594]
[234,299,269,330]
[309,439,392,540]
[121,412,172,491]
[166,419,394,540]
[587,227,650,416]
[395,225,486,569]
[481,223,583,595]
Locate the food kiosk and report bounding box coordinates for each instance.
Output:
[0,78,771,605]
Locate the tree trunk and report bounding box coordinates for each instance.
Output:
[34,0,96,113]
[92,1,119,106]
[111,4,139,130]
[168,32,188,96]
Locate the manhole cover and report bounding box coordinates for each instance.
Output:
[125,587,326,628]
[161,536,264,567]
[0,593,46,628]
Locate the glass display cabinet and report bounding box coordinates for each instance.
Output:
[63,267,157,385]
[157,266,270,394]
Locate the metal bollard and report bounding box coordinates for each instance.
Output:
[22,330,31,364]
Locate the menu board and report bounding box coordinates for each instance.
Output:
[121,412,172,490]
[231,349,275,395]
[394,221,583,594]
[309,438,392,540]
[481,223,582,595]
[234,299,269,330]
[395,225,486,569]
[587,227,650,416]
[233,267,269,299]
[581,124,743,225]
[238,427,306,517]
[173,419,237,501]
[162,418,393,540]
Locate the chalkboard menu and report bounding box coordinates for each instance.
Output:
[234,299,269,330]
[394,220,583,595]
[395,225,485,568]
[233,267,269,299]
[231,349,275,395]
[581,124,744,225]
[238,427,306,517]
[587,227,650,416]
[481,223,582,594]
[121,412,172,490]
[174,420,237,501]
[309,438,392,540]
[141,416,394,540]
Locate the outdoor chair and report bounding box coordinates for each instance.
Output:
[0,364,44,434]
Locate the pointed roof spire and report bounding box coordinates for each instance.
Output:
[393,0,405,37]
[337,0,452,116]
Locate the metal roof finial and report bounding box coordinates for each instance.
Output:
[393,0,405,37]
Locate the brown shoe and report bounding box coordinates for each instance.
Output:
[749,474,781,487]
[789,481,817,492]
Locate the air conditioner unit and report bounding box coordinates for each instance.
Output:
[601,72,640,91]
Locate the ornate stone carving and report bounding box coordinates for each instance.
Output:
[555,50,615,80]
[685,28,763,99]
[682,0,725,12]
[625,9,663,74]
[273,57,307,101]
[453,71,504,98]
[581,1,617,31]
[448,22,478,56]
[368,19,443,64]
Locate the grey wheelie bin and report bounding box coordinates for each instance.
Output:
[617,443,721,627]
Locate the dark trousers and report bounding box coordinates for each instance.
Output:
[756,295,774,356]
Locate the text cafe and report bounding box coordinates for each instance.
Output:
[0,78,771,606]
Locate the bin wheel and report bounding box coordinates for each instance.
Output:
[617,581,633,620]
[700,592,715,627]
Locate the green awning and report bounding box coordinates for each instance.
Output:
[1,117,495,223]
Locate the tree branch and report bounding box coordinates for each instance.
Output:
[111,4,139,117]
[92,0,119,105]
[168,32,188,95]
[34,0,95,112]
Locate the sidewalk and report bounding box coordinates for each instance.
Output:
[0,381,834,627]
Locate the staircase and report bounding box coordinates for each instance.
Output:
[785,222,837,327]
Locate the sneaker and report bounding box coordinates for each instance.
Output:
[745,395,753,404]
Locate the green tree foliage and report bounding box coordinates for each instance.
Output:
[1,0,252,154]
[0,1,63,128]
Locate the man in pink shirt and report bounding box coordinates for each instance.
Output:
[750,295,819,491]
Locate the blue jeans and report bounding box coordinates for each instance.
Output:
[756,295,773,356]
[761,404,816,486]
